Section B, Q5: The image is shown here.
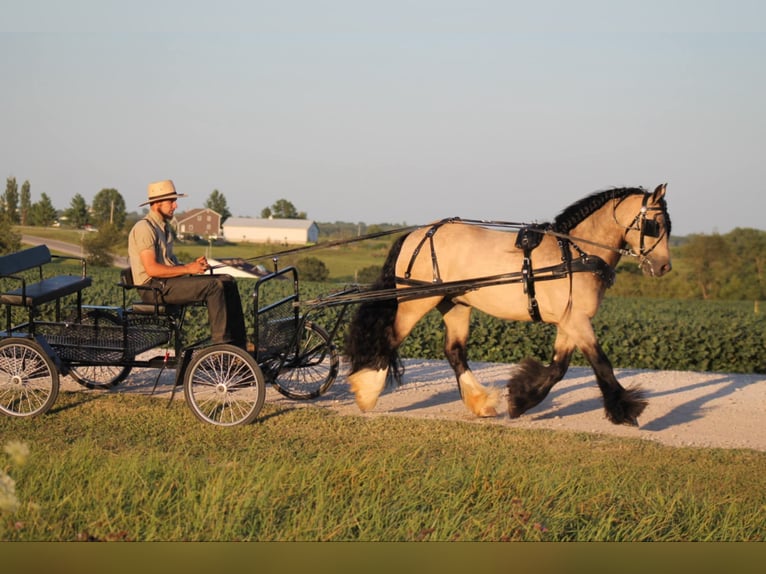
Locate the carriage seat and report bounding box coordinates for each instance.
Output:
[119,267,181,316]
[0,245,91,309]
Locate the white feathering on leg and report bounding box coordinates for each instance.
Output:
[348,368,388,412]
[458,371,500,418]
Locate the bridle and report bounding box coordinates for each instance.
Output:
[612,191,668,272]
[533,190,668,274]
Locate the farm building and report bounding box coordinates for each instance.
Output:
[222,217,319,245]
[174,208,222,240]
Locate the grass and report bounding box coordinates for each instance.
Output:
[2,391,765,542]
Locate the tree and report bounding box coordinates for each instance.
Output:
[2,177,19,224]
[82,223,123,267]
[680,233,730,300]
[204,189,232,224]
[0,212,21,254]
[28,193,57,227]
[261,199,306,219]
[20,180,31,226]
[297,256,329,281]
[63,193,90,228]
[91,188,127,230]
[356,265,382,283]
[722,227,766,301]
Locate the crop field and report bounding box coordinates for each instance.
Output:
[18,262,764,374]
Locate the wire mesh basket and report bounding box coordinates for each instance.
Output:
[256,297,299,362]
[38,314,171,362]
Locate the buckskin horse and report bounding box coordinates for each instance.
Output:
[344,184,672,426]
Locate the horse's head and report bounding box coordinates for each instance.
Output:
[617,184,672,277]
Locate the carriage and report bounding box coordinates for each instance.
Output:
[0,249,347,427]
[0,185,672,427]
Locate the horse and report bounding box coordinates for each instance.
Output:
[344,184,672,426]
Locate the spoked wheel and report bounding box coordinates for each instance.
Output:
[183,344,266,427]
[67,310,133,389]
[272,322,339,400]
[68,363,133,389]
[0,338,59,418]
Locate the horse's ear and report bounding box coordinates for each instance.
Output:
[651,183,667,201]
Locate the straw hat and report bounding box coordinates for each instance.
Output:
[140,180,187,206]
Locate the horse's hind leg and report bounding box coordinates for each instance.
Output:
[348,296,440,412]
[348,367,389,413]
[507,329,573,418]
[440,301,500,418]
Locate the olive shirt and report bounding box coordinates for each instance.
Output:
[128,209,180,285]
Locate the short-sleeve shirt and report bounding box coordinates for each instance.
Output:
[128,210,180,285]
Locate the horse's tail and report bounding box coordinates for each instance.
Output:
[344,233,408,384]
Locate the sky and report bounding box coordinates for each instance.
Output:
[1,0,764,236]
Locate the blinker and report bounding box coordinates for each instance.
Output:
[642,219,661,237]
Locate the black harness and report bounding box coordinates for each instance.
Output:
[396,218,615,322]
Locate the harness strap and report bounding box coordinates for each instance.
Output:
[516,224,555,322]
[403,219,457,283]
[396,220,615,323]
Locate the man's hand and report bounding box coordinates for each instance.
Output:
[189,256,210,274]
[140,250,210,278]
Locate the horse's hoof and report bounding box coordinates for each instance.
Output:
[624,416,640,427]
[507,399,527,418]
[479,406,498,418]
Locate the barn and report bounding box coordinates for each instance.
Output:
[174,208,222,240]
[222,217,319,245]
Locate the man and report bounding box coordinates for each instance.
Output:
[128,179,247,348]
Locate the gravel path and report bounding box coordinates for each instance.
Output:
[61,358,766,452]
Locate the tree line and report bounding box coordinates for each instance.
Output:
[0,176,308,263]
[2,177,764,301]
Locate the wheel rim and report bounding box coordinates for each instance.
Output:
[184,345,265,426]
[69,363,132,389]
[274,323,338,400]
[64,309,132,389]
[0,339,58,417]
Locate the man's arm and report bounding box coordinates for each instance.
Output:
[140,249,209,278]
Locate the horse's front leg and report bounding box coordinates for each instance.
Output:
[439,301,500,417]
[566,319,647,426]
[581,340,647,426]
[507,329,573,418]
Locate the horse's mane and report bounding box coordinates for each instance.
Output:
[552,187,656,234]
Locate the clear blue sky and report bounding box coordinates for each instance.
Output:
[2,0,764,236]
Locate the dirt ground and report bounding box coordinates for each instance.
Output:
[61,358,766,452]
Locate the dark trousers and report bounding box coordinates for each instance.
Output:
[144,274,247,347]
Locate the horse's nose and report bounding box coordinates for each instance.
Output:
[659,262,672,276]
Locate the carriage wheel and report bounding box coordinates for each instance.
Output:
[69,364,133,389]
[183,344,266,427]
[0,338,59,418]
[272,322,339,400]
[67,310,133,389]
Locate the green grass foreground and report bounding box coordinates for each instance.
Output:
[2,391,765,542]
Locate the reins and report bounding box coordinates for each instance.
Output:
[224,204,653,271]
[228,191,666,320]
[209,225,421,271]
